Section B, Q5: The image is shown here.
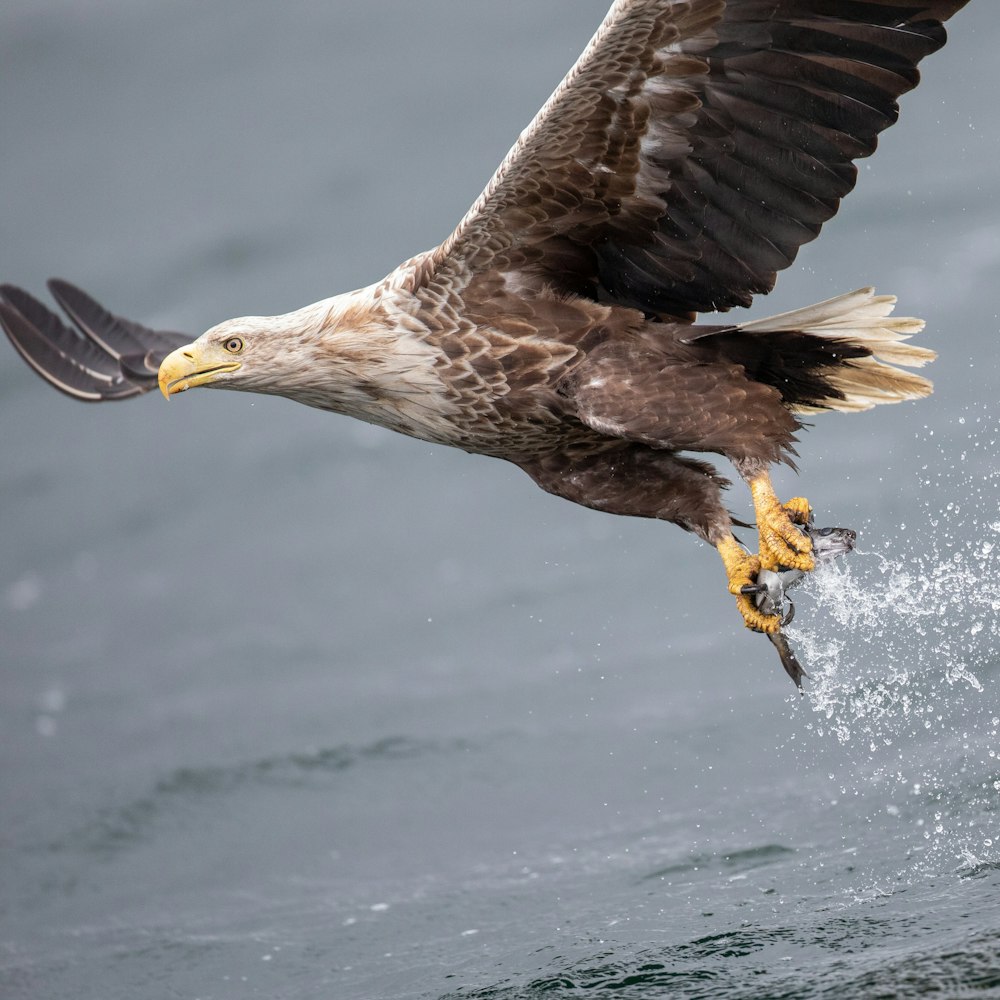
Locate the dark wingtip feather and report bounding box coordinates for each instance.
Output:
[0,299,133,401]
[1,280,191,401]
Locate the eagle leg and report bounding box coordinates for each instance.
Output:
[747,473,815,574]
[717,535,781,634]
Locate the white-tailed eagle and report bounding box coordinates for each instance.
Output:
[0,0,968,636]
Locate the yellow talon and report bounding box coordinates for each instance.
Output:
[747,475,815,573]
[717,536,781,634]
[783,496,812,527]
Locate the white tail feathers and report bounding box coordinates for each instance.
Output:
[740,287,935,414]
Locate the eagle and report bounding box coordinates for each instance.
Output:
[0,0,968,636]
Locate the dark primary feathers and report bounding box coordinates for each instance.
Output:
[0,281,189,401]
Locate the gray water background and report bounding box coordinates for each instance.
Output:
[2,3,999,997]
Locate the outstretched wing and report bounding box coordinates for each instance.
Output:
[0,280,190,401]
[428,0,968,317]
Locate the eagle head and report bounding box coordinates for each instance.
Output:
[157,311,323,400]
[154,290,448,436]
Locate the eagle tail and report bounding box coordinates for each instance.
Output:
[738,287,935,414]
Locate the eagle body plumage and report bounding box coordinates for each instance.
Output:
[1,0,969,636]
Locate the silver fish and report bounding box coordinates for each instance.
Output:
[744,522,857,689]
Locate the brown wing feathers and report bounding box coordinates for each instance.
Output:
[599,1,968,315]
[435,0,968,319]
[626,4,962,315]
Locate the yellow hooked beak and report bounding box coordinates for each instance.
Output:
[158,344,241,399]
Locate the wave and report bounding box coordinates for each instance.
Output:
[435,924,1000,999]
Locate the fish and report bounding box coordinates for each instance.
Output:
[742,522,857,689]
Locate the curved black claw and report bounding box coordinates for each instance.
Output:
[768,631,808,691]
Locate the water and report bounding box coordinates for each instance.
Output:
[2,3,999,997]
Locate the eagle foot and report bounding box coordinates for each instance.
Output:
[749,477,815,574]
[716,536,781,634]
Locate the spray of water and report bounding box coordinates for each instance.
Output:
[787,413,1000,878]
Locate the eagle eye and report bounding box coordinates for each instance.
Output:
[223,336,244,355]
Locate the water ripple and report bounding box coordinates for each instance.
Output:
[642,844,797,882]
[44,735,473,859]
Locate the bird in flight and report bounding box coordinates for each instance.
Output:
[1,1,968,637]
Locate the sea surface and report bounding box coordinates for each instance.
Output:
[2,3,999,998]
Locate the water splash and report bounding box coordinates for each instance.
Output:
[787,413,1000,874]
[793,531,996,738]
